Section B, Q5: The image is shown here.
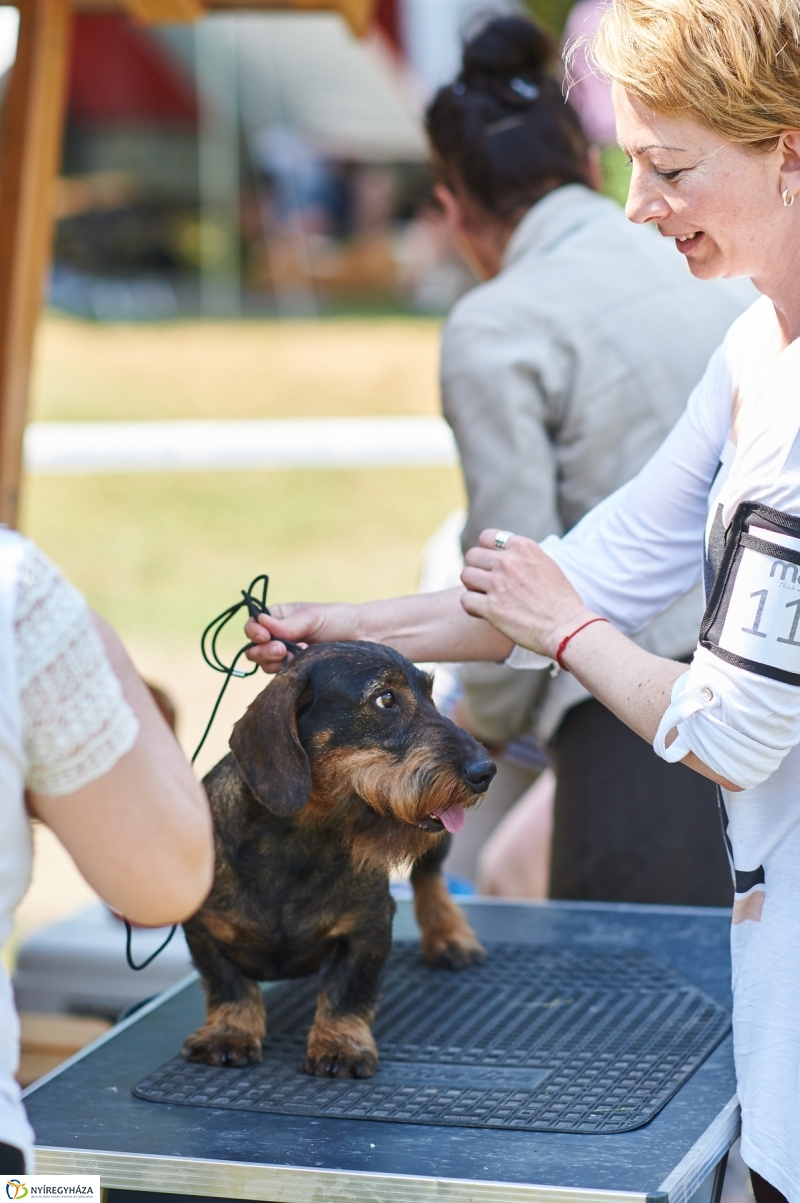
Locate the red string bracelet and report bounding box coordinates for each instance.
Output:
[555,617,610,672]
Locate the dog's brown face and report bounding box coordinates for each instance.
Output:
[229,642,495,852]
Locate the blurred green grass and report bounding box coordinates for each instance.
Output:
[30,315,443,422]
[23,314,459,646]
[21,467,464,644]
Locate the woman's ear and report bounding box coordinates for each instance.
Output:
[778,130,800,204]
[435,183,465,234]
[434,181,508,280]
[229,666,312,815]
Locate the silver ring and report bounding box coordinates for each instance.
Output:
[494,530,514,550]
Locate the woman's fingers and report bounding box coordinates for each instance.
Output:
[243,600,362,670]
[460,565,494,594]
[462,535,534,592]
[460,530,590,656]
[244,639,288,668]
[463,546,501,571]
[460,587,490,619]
[249,605,318,644]
[244,617,271,643]
[242,606,314,670]
[477,528,518,550]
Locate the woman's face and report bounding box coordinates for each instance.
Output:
[613,85,800,290]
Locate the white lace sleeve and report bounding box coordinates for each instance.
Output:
[14,543,139,795]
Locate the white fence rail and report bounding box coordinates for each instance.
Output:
[24,417,459,474]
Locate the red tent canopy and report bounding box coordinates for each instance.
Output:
[68,13,198,125]
[374,0,400,52]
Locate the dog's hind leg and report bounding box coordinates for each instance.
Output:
[411,835,485,968]
[181,920,266,1067]
[305,901,393,1079]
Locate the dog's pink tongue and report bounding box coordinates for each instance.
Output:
[435,803,465,834]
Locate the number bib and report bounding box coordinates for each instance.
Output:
[701,502,800,685]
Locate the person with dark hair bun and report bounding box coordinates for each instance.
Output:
[415,14,755,900]
[426,16,589,230]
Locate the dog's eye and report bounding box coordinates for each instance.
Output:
[375,691,396,709]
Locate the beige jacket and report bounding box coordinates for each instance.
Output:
[441,184,755,744]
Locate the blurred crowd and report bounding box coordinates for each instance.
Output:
[21,1,639,320]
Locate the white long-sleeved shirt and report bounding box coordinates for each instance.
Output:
[442,184,753,744]
[510,294,800,1198]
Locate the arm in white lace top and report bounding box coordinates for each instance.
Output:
[18,542,214,925]
[14,542,139,794]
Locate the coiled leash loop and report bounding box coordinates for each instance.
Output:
[125,574,301,972]
[125,919,176,972]
[191,572,271,766]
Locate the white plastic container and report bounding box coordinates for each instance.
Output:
[13,903,194,1019]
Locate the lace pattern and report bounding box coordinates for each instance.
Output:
[14,543,138,795]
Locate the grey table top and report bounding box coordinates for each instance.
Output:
[24,899,738,1203]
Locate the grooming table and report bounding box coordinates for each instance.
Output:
[23,900,738,1203]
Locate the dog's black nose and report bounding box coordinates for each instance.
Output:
[464,758,496,792]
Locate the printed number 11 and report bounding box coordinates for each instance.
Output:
[743,590,768,638]
[778,597,800,647]
[741,590,800,645]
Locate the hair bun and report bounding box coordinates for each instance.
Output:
[460,15,556,86]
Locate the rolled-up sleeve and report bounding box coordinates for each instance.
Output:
[654,648,800,789]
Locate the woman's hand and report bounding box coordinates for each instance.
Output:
[244,601,360,670]
[244,588,512,670]
[460,530,595,657]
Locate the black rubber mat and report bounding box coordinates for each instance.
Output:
[133,942,730,1134]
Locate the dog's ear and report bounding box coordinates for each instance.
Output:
[229,667,312,815]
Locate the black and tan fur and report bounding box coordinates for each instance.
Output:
[182,641,495,1078]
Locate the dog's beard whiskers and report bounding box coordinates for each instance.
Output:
[306,749,449,871]
[351,747,474,817]
[305,746,480,872]
[414,766,472,813]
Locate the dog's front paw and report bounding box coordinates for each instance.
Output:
[423,926,486,969]
[413,875,485,969]
[305,1014,378,1079]
[182,1028,263,1068]
[304,1045,377,1078]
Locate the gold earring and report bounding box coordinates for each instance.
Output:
[783,188,795,207]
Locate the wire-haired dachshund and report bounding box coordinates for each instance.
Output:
[182,641,496,1078]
